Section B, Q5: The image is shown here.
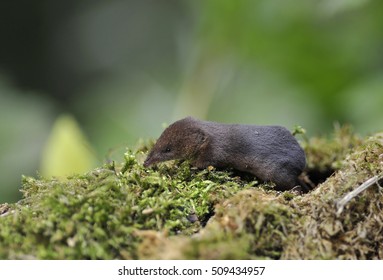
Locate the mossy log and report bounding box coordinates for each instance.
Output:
[0,127,382,259]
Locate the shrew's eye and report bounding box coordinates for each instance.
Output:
[164,147,171,153]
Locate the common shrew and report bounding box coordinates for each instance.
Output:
[144,117,306,190]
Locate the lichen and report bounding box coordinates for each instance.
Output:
[0,128,382,259]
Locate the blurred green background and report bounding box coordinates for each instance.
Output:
[1,0,383,203]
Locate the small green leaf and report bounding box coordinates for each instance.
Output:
[40,114,96,177]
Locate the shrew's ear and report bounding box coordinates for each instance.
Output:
[191,127,207,144]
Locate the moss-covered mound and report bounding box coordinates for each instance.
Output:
[0,127,382,259]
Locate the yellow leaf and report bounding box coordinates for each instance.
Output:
[40,114,95,177]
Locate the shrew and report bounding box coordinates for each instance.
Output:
[144,117,306,191]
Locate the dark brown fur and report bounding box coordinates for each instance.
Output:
[144,117,306,190]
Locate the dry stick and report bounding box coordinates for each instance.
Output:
[336,174,383,216]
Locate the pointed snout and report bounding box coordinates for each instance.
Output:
[143,158,152,167]
[143,154,158,167]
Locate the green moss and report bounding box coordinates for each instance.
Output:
[0,128,382,259]
[0,150,254,259]
[302,124,362,173]
[196,189,296,259]
[283,132,383,259]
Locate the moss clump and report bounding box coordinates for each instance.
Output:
[283,133,383,259]
[0,151,254,259]
[184,189,296,259]
[301,125,362,185]
[0,128,382,259]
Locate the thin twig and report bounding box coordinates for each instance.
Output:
[336,174,383,217]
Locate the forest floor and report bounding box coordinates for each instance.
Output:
[0,126,382,259]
